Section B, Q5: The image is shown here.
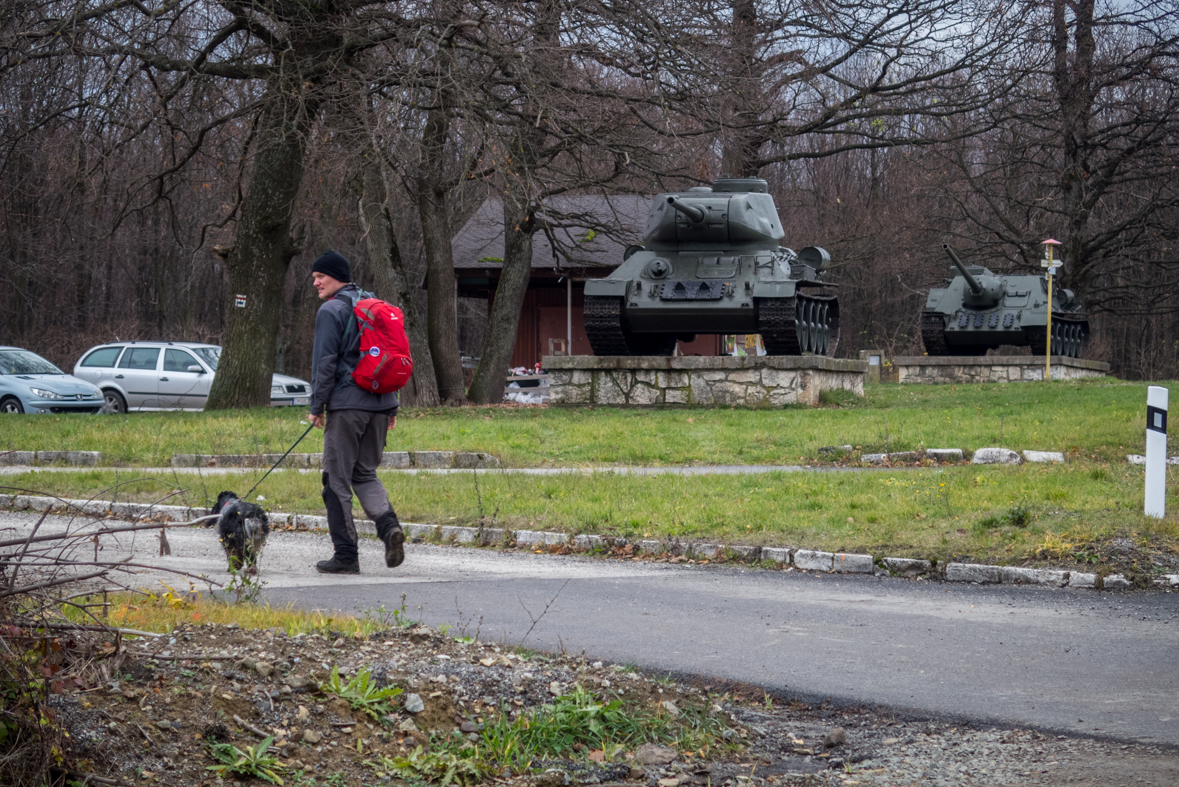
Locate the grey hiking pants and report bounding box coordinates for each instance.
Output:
[321,409,396,561]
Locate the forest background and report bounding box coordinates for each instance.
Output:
[2,0,1177,407]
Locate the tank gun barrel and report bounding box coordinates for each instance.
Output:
[943,243,982,295]
[667,196,705,223]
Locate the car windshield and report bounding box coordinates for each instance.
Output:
[0,350,63,375]
[192,347,220,371]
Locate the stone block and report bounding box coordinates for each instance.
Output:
[971,447,1021,465]
[541,531,570,545]
[834,553,875,574]
[658,371,690,388]
[597,373,627,405]
[479,528,507,546]
[1022,450,1064,463]
[412,451,454,469]
[36,450,101,466]
[514,530,545,548]
[440,526,478,544]
[636,539,665,554]
[691,543,721,559]
[573,534,607,552]
[881,557,931,576]
[0,451,35,466]
[793,549,835,572]
[729,370,761,384]
[1000,567,1069,587]
[726,545,761,561]
[404,523,436,541]
[1068,572,1097,588]
[551,384,590,405]
[742,386,767,406]
[634,370,658,385]
[453,452,500,469]
[1102,574,1132,590]
[688,374,714,405]
[665,389,689,404]
[295,514,329,530]
[926,448,963,463]
[945,563,1002,583]
[380,452,412,468]
[767,388,798,406]
[761,547,791,564]
[861,453,888,464]
[629,383,662,406]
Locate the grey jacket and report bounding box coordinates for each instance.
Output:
[310,283,400,416]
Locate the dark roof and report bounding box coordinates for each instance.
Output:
[452,195,650,272]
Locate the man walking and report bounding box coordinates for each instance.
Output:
[309,250,405,574]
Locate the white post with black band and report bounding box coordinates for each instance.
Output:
[1145,385,1168,518]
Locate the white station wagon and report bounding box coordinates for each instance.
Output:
[73,341,312,413]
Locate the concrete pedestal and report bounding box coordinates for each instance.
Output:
[544,355,866,407]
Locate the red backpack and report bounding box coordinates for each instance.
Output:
[337,290,414,394]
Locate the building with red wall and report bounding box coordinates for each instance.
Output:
[451,195,721,367]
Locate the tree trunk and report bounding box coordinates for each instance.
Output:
[417,107,468,405]
[719,0,766,178]
[1050,0,1096,287]
[467,193,535,404]
[359,160,440,407]
[206,88,312,410]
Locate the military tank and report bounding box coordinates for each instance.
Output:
[583,177,839,356]
[921,244,1089,357]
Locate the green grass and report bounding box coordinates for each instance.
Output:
[8,461,1178,567]
[4,379,1178,568]
[0,378,1167,467]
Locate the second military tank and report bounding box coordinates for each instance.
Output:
[583,177,839,356]
[921,244,1089,357]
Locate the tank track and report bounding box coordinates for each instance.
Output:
[584,295,676,356]
[757,292,840,356]
[584,295,632,356]
[1027,315,1090,359]
[921,313,950,356]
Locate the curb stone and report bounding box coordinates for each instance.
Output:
[168,451,500,469]
[0,493,1160,593]
[0,451,101,467]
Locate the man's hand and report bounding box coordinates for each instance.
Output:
[310,413,325,429]
[388,415,397,431]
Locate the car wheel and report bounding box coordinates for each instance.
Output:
[0,397,24,414]
[103,390,127,414]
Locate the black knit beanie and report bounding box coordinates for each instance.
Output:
[311,250,351,283]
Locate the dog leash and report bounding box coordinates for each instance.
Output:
[242,422,316,501]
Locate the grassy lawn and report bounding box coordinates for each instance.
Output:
[0,378,1168,467]
[3,378,1178,570]
[5,461,1177,569]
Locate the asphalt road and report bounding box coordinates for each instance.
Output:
[5,511,1177,748]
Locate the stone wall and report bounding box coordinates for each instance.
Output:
[893,355,1111,384]
[544,355,866,407]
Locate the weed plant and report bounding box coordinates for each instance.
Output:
[319,666,403,720]
[368,744,486,787]
[206,736,287,784]
[479,685,727,768]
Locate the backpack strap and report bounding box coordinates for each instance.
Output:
[332,288,373,386]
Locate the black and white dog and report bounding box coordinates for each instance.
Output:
[207,491,270,574]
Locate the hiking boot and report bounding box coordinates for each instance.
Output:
[382,525,405,568]
[315,556,359,574]
[376,511,405,568]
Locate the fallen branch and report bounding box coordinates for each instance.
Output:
[0,515,219,549]
[0,570,108,598]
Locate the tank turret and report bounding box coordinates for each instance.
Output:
[921,245,1089,357]
[582,178,839,356]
